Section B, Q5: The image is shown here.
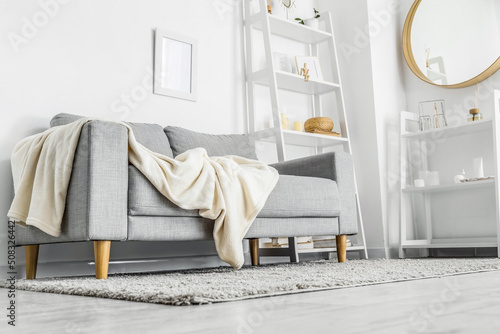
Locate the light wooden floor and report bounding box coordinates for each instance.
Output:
[2,270,500,334]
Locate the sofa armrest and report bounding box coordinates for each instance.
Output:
[16,120,129,245]
[271,152,357,235]
[84,121,129,240]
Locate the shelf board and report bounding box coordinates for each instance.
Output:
[253,70,340,95]
[402,243,497,249]
[252,14,333,44]
[259,129,348,148]
[402,119,492,140]
[298,246,365,253]
[402,179,495,194]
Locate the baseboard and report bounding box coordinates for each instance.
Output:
[0,254,231,279]
[0,247,403,279]
[365,247,390,259]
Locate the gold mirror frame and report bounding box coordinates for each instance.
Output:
[403,0,500,89]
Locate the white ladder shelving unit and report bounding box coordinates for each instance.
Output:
[242,0,367,260]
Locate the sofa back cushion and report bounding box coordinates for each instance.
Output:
[50,113,173,157]
[164,126,258,159]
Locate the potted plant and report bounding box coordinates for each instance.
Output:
[295,8,320,29]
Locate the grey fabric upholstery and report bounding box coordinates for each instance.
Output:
[127,122,173,157]
[164,126,258,159]
[16,121,129,245]
[128,166,340,218]
[271,152,357,235]
[128,216,339,241]
[50,113,82,127]
[16,116,357,251]
[49,113,173,157]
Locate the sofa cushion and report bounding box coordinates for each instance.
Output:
[128,166,340,218]
[164,126,258,159]
[50,113,173,157]
[50,113,82,127]
[127,123,173,157]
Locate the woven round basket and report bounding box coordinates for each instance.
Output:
[304,117,334,132]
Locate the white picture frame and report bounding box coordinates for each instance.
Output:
[295,56,323,81]
[154,28,197,101]
[273,52,292,73]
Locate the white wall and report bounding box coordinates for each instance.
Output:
[366,0,408,255]
[0,0,247,271]
[319,0,388,256]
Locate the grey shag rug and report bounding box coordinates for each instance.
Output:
[3,258,500,306]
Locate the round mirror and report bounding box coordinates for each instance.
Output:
[403,0,500,88]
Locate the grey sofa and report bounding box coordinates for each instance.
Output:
[16,113,358,279]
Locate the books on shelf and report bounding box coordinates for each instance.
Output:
[312,236,352,248]
[261,237,314,249]
[260,236,353,249]
[314,239,352,248]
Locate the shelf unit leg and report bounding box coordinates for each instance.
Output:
[288,237,299,263]
[399,247,407,259]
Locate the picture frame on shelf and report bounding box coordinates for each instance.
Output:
[273,52,293,73]
[295,56,323,81]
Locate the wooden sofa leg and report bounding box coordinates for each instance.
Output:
[249,238,260,266]
[336,235,347,263]
[94,241,111,279]
[25,245,39,280]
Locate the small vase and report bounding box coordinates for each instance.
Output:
[304,18,319,29]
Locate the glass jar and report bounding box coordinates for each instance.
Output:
[433,114,447,128]
[468,108,483,122]
[419,115,432,131]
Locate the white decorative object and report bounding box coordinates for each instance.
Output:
[428,171,440,186]
[279,0,296,19]
[418,170,430,183]
[414,179,425,187]
[304,18,319,29]
[454,169,466,183]
[154,28,197,101]
[473,157,484,178]
[273,52,292,73]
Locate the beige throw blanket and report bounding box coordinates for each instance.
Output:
[8,119,279,269]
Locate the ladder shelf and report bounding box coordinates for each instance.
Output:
[243,0,368,261]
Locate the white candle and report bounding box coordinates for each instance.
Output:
[428,171,440,186]
[294,121,303,131]
[473,157,484,178]
[414,179,425,187]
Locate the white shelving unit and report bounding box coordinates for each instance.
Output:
[243,0,367,260]
[399,91,500,258]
